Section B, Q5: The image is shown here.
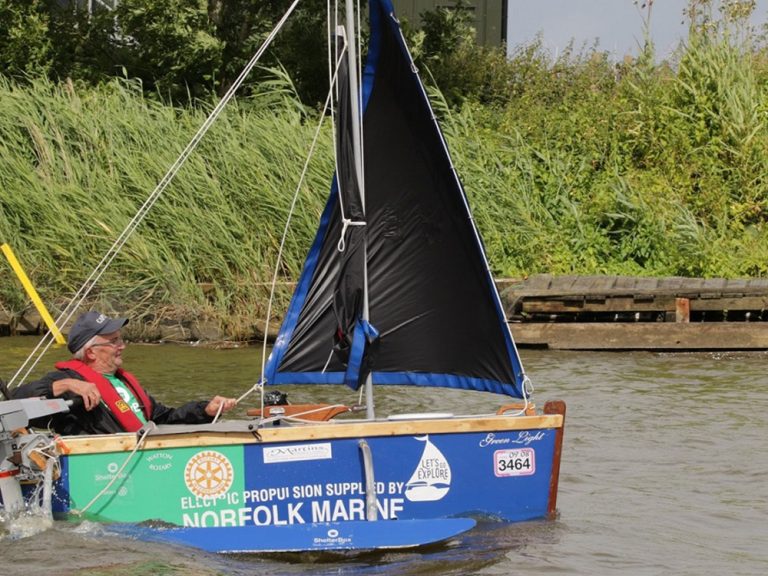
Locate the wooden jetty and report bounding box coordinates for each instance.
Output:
[4,274,768,350]
[501,274,768,350]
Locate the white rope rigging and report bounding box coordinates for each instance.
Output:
[337,218,366,252]
[210,397,225,425]
[8,0,302,389]
[246,0,369,415]
[504,375,534,417]
[242,30,349,412]
[327,0,366,257]
[70,424,153,516]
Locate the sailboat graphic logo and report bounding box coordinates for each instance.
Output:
[405,435,452,502]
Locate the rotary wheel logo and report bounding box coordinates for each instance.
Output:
[184,450,233,498]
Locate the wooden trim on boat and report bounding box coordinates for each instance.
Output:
[544,400,566,518]
[496,402,536,416]
[61,413,565,455]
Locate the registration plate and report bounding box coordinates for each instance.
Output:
[493,448,535,477]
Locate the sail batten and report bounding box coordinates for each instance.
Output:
[264,0,526,398]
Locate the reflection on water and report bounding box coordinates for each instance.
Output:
[1,338,767,575]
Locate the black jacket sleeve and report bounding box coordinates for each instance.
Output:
[12,370,213,434]
[10,369,117,434]
[148,396,213,425]
[11,370,63,400]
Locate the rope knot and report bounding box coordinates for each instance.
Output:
[337,218,367,252]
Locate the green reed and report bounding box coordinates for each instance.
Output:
[3,5,768,339]
[445,0,768,280]
[0,76,332,338]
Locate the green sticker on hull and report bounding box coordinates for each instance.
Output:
[67,445,245,524]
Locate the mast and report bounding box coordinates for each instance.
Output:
[344,0,374,419]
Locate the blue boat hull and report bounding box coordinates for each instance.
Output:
[49,405,565,550]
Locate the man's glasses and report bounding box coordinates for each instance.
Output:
[91,336,125,348]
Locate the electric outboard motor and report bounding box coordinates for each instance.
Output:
[0,398,70,514]
[263,390,288,406]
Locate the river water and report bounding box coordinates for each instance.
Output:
[0,337,766,575]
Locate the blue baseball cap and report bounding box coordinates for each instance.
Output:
[67,311,128,353]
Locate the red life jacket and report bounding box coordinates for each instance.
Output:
[55,360,152,432]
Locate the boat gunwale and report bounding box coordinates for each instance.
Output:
[60,412,564,454]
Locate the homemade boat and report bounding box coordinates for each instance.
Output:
[1,0,565,552]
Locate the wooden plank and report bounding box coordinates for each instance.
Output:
[504,275,768,319]
[510,322,768,350]
[580,275,610,295]
[550,275,578,292]
[632,277,659,291]
[501,275,768,300]
[745,278,768,290]
[658,277,688,290]
[519,295,768,314]
[675,298,690,322]
[61,413,565,455]
[521,300,583,313]
[519,274,553,290]
[702,278,727,292]
[494,277,523,294]
[521,296,677,314]
[725,279,749,291]
[690,296,768,311]
[613,276,638,290]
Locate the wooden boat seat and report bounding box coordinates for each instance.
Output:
[246,404,352,421]
[496,402,536,416]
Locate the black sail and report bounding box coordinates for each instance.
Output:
[264,0,526,397]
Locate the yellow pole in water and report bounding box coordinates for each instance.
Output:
[1,243,66,344]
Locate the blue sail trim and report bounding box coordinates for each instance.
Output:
[266,3,384,388]
[264,5,384,388]
[263,179,339,385]
[270,370,519,397]
[265,0,527,399]
[343,319,380,390]
[376,0,526,398]
[330,0,383,391]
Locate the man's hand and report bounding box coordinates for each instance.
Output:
[205,395,237,417]
[52,378,101,411]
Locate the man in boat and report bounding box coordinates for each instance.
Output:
[11,311,237,435]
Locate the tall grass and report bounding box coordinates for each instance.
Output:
[0,76,333,338]
[3,1,768,338]
[442,0,768,279]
